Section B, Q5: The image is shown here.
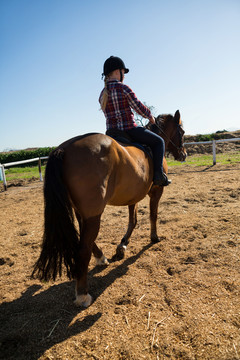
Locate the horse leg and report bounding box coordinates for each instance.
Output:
[92,243,109,266]
[74,215,101,307]
[75,211,109,266]
[115,203,138,259]
[149,186,164,243]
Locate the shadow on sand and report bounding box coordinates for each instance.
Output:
[169,163,240,175]
[0,242,154,360]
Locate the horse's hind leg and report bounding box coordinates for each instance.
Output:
[92,243,109,266]
[75,211,108,267]
[74,215,101,307]
[115,203,138,259]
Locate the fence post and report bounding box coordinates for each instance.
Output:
[212,140,216,165]
[38,158,43,182]
[0,165,7,191]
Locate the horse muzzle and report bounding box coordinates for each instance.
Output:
[178,149,187,162]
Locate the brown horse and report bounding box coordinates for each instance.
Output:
[33,110,186,307]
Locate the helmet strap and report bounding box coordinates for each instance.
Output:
[119,69,123,82]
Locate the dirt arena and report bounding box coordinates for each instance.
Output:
[0,162,239,360]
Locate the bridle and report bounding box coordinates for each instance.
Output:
[153,119,184,152]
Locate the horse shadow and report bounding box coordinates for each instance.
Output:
[169,164,240,174]
[0,242,154,360]
[89,242,155,300]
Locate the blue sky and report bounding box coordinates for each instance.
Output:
[0,0,240,151]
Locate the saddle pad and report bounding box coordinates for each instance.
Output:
[106,130,152,159]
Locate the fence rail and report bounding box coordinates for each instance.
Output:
[184,137,240,166]
[0,156,48,191]
[0,138,240,191]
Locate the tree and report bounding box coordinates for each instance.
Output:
[133,103,155,126]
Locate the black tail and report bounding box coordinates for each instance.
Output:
[32,148,80,281]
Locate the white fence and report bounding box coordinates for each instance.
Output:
[184,137,240,165]
[0,157,48,191]
[0,138,240,191]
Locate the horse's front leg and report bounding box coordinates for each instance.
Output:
[115,203,138,259]
[149,186,164,243]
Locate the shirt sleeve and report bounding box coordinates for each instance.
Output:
[99,89,104,105]
[122,84,152,119]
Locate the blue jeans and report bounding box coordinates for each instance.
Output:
[125,126,165,181]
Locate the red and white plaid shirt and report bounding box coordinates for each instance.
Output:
[99,79,152,130]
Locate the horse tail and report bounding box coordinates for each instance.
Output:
[32,147,80,281]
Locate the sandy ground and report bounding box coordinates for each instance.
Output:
[0,163,239,360]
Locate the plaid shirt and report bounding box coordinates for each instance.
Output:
[99,79,152,130]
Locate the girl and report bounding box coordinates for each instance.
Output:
[99,56,171,187]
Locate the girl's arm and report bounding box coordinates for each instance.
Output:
[123,84,152,120]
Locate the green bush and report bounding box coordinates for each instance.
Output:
[216,129,227,134]
[196,134,212,142]
[195,131,232,142]
[0,147,55,165]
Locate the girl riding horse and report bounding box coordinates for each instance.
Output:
[99,56,171,187]
[32,58,187,307]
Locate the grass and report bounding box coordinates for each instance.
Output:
[3,165,46,181]
[1,153,239,182]
[167,152,240,167]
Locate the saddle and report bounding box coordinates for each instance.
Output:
[106,129,152,158]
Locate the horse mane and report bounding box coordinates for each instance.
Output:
[155,114,173,127]
[155,113,183,129]
[145,113,173,132]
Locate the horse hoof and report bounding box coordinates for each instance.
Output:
[115,245,127,260]
[151,235,160,243]
[95,254,109,266]
[74,293,93,307]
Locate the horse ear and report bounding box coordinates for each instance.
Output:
[174,110,181,124]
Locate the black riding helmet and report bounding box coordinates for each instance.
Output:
[103,56,129,77]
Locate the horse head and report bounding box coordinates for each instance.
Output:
[147,110,187,162]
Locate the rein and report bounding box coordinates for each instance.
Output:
[154,120,183,151]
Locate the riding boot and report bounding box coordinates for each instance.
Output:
[153,173,172,186]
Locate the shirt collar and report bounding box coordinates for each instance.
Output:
[107,78,120,83]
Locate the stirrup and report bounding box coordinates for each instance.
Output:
[153,173,172,187]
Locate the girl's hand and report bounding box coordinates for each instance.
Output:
[149,115,155,124]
